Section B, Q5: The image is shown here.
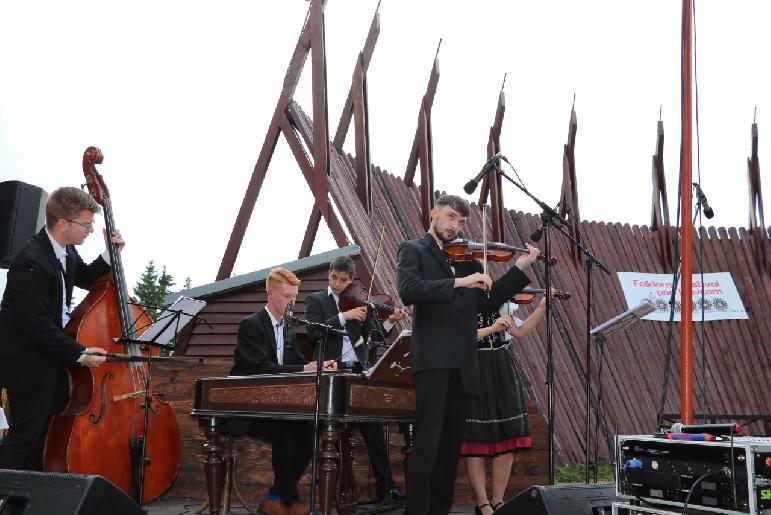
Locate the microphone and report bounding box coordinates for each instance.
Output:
[283,302,294,350]
[693,183,715,219]
[463,153,506,194]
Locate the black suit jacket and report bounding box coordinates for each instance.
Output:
[396,233,530,395]
[303,289,379,363]
[230,308,308,376]
[0,228,110,390]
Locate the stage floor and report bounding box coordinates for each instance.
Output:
[145,496,475,514]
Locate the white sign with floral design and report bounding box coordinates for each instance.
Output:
[616,272,748,321]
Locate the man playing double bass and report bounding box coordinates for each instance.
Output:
[0,186,124,470]
[396,194,539,514]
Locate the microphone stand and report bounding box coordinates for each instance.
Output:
[286,317,346,515]
[493,165,609,484]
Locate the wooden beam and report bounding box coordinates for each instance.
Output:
[417,102,435,230]
[559,108,582,264]
[281,114,350,251]
[404,58,440,186]
[650,120,673,269]
[747,121,769,275]
[353,54,372,213]
[299,207,322,259]
[217,4,315,280]
[478,90,506,241]
[332,12,380,150]
[310,0,330,222]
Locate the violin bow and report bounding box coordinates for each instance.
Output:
[366,223,387,301]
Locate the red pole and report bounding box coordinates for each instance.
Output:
[679,0,694,425]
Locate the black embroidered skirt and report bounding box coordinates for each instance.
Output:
[460,342,531,456]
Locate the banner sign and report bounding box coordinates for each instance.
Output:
[616,272,748,321]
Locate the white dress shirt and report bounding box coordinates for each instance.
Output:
[45,228,70,328]
[265,307,285,365]
[327,286,394,362]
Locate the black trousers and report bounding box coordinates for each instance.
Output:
[358,423,394,497]
[248,420,314,506]
[0,374,68,471]
[405,368,468,515]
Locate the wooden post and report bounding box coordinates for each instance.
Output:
[478,89,506,241]
[651,120,673,269]
[747,121,769,275]
[679,0,694,425]
[559,108,582,264]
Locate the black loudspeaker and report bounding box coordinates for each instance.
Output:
[0,181,48,268]
[0,470,145,515]
[496,483,616,515]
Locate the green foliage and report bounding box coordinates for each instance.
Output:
[133,260,175,322]
[555,457,615,483]
[183,276,192,290]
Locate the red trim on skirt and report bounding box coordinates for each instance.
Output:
[460,435,532,456]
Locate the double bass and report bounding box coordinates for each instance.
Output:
[43,147,182,503]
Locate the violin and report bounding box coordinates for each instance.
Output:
[511,288,571,304]
[338,282,402,322]
[444,239,558,266]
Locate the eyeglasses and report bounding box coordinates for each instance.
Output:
[66,219,96,230]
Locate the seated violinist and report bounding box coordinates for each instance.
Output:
[304,255,408,503]
[229,267,336,515]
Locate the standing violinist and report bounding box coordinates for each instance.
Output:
[0,187,120,470]
[395,194,539,515]
[304,255,408,503]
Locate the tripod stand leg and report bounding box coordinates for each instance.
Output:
[231,455,258,514]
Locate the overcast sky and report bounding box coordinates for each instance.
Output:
[1,1,769,296]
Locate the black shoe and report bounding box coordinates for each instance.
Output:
[475,503,493,515]
[376,487,404,503]
[492,502,504,511]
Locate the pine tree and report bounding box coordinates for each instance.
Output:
[133,260,160,318]
[183,276,192,290]
[133,260,175,321]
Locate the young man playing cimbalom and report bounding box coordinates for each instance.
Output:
[304,255,408,503]
[230,267,336,515]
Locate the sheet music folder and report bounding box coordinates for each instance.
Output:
[590,300,655,341]
[363,330,413,384]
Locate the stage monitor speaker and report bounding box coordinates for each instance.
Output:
[0,470,144,515]
[0,181,48,268]
[496,483,616,515]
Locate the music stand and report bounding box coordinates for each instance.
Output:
[586,301,655,480]
[115,296,206,507]
[363,330,412,384]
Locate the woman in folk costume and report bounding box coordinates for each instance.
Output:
[461,292,551,515]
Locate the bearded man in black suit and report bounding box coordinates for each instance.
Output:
[0,186,122,470]
[304,255,408,503]
[396,194,540,514]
